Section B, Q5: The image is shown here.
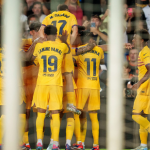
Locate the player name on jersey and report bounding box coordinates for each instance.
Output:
[38,47,62,55]
[81,49,100,56]
[50,13,70,19]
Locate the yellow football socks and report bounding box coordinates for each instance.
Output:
[23,131,29,144]
[132,115,150,130]
[52,113,60,142]
[139,125,148,144]
[66,118,74,141]
[36,112,45,140]
[74,114,81,142]
[20,114,26,145]
[81,117,87,143]
[66,92,75,104]
[89,113,99,145]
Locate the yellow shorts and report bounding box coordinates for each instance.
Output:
[76,88,100,111]
[32,85,63,111]
[0,86,26,106]
[63,90,77,113]
[133,94,150,114]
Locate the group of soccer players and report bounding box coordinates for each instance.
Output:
[0,2,150,150]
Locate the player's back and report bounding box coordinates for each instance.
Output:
[33,40,69,86]
[42,11,77,44]
[76,45,104,89]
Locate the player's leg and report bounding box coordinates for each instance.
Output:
[89,111,99,150]
[23,109,31,150]
[80,111,87,150]
[19,101,27,150]
[74,89,89,149]
[49,86,63,150]
[132,95,150,150]
[65,112,74,150]
[88,89,100,150]
[36,108,46,150]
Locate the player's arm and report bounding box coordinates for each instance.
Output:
[70,25,78,45]
[21,37,46,61]
[75,40,96,56]
[38,25,46,38]
[132,64,150,90]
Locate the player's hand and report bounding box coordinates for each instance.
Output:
[131,83,140,90]
[58,30,68,44]
[34,37,46,44]
[89,39,97,46]
[124,43,132,49]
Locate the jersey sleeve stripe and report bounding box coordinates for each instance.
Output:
[42,24,46,27]
[72,25,78,28]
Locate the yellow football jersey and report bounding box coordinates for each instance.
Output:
[42,11,78,44]
[0,48,4,88]
[137,46,150,95]
[76,44,104,89]
[33,40,69,86]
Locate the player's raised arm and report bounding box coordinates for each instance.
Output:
[70,25,78,45]
[75,38,96,55]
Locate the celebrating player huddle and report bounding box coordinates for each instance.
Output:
[1,2,150,150]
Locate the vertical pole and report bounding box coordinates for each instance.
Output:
[3,0,21,149]
[107,0,124,150]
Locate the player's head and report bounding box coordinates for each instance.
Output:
[91,15,102,27]
[81,31,93,44]
[27,14,39,25]
[57,4,69,11]
[129,48,138,63]
[132,29,149,49]
[44,25,57,40]
[29,21,41,39]
[32,2,42,17]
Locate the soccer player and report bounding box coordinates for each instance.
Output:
[39,4,78,45]
[127,29,150,150]
[74,32,104,150]
[22,21,41,150]
[39,4,78,113]
[28,25,75,150]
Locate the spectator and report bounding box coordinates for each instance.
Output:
[124,48,138,80]
[27,14,39,25]
[142,2,150,34]
[65,0,83,25]
[135,0,149,8]
[32,2,46,23]
[35,0,51,15]
[127,7,148,42]
[90,15,108,45]
[26,0,50,16]
[124,48,139,98]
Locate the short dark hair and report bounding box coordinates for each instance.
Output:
[57,4,68,11]
[135,29,149,42]
[81,31,93,44]
[91,15,101,21]
[32,2,42,9]
[44,25,57,35]
[29,21,41,31]
[27,14,39,25]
